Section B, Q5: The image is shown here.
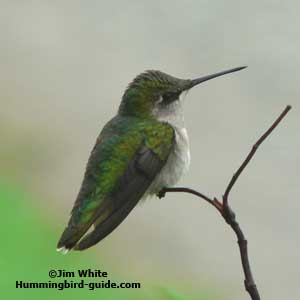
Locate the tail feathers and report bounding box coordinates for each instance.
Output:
[56,246,70,255]
[74,214,121,251]
[74,195,139,251]
[56,224,90,253]
[57,184,141,252]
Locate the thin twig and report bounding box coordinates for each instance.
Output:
[223,105,292,206]
[159,105,291,300]
[158,187,223,212]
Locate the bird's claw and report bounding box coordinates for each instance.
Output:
[157,189,166,199]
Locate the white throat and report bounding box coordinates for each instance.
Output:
[152,92,188,129]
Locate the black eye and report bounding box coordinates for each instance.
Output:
[162,92,180,104]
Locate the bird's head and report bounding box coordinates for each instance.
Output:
[118,67,246,119]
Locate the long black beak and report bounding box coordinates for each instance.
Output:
[188,66,247,89]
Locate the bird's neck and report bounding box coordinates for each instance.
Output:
[152,99,185,129]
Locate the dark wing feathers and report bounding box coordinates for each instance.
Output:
[74,146,165,250]
[57,117,175,252]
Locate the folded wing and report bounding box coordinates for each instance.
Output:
[57,117,174,252]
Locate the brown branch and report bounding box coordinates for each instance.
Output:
[158,105,291,300]
[157,187,223,212]
[223,105,292,206]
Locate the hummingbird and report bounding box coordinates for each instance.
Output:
[57,66,246,253]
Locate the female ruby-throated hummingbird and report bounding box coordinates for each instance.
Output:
[57,66,246,253]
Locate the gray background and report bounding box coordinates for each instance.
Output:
[1,1,299,299]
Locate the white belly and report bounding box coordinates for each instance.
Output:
[147,126,190,195]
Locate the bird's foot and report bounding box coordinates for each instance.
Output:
[157,188,167,199]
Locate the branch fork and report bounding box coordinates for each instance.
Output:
[158,105,291,300]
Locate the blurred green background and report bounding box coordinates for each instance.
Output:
[0,1,299,299]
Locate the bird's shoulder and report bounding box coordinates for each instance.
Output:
[95,115,175,161]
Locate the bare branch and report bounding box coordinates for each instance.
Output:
[158,187,223,212]
[159,105,291,300]
[223,105,291,206]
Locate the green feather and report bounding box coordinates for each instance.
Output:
[57,115,174,249]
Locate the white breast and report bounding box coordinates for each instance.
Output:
[147,94,191,195]
[148,127,190,194]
